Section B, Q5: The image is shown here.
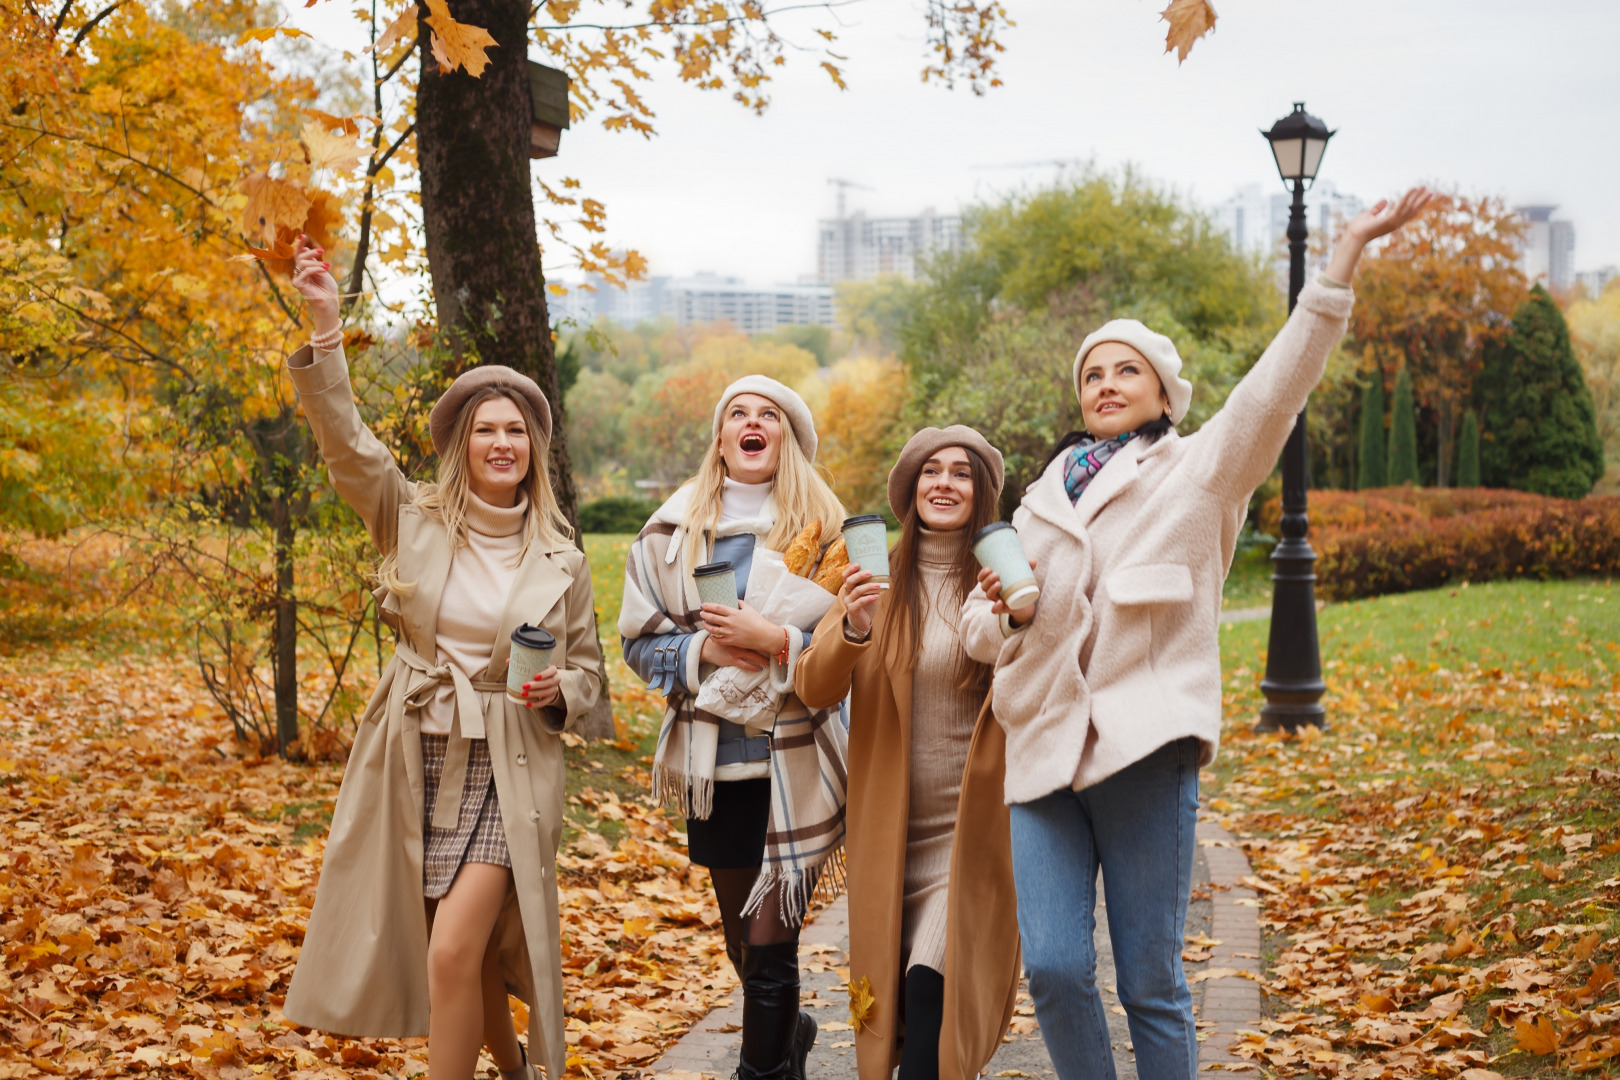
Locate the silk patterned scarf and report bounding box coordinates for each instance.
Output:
[1063,432,1137,504]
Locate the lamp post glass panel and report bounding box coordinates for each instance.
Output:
[1257,102,1334,733]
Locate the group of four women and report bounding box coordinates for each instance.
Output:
[278,185,1431,1080]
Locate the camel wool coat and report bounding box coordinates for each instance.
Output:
[278,344,603,1080]
[962,278,1353,804]
[797,592,1020,1080]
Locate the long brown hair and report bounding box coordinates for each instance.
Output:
[878,447,998,692]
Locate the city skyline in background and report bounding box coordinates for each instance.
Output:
[552,181,1615,331]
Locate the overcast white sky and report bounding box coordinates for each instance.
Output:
[284,0,1619,289]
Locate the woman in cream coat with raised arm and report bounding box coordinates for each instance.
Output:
[962,188,1434,1080]
[279,235,603,1080]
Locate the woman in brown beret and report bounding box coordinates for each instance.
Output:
[278,235,604,1080]
[796,426,1022,1080]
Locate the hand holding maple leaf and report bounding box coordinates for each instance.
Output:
[291,234,341,334]
[1326,186,1436,282]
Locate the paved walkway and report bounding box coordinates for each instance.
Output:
[650,817,1261,1078]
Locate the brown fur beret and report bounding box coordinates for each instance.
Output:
[886,426,1005,520]
[428,365,553,455]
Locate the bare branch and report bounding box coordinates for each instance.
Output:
[67,1,122,53]
[533,0,860,33]
[52,0,76,32]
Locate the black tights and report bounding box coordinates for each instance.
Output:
[897,965,944,1080]
[710,866,798,966]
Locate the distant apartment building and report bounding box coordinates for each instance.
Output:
[817,208,964,283]
[1515,205,1576,293]
[1576,265,1618,298]
[550,273,835,333]
[1212,181,1364,276]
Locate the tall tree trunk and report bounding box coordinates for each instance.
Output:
[417,5,613,738]
[273,507,300,756]
[416,0,582,537]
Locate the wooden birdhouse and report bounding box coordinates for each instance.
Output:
[527,60,571,159]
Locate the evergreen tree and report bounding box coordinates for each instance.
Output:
[1387,366,1420,486]
[1357,374,1387,489]
[1476,286,1606,498]
[1457,410,1481,487]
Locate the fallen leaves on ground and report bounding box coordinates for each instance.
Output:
[1209,652,1620,1078]
[0,649,743,1078]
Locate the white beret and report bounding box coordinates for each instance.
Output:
[712,375,818,462]
[1073,319,1194,425]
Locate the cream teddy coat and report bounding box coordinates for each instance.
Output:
[961,279,1353,804]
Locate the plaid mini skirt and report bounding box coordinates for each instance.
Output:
[420,733,511,899]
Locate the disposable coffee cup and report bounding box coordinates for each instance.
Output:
[972,523,1040,610]
[842,515,891,584]
[693,561,739,610]
[507,624,557,705]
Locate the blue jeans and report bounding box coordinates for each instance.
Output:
[1009,736,1200,1080]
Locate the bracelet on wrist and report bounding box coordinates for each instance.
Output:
[311,323,345,351]
[775,627,791,666]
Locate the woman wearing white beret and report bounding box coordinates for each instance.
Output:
[618,375,849,1080]
[961,188,1434,1079]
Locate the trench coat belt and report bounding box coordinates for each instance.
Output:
[391,642,507,830]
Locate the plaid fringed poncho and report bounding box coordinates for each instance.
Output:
[617,484,848,923]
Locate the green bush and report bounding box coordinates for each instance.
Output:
[1357,375,1386,490]
[1387,367,1419,486]
[1457,410,1481,487]
[1477,285,1606,499]
[579,495,660,534]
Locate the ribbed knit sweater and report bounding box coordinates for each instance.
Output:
[420,491,528,736]
[902,526,981,974]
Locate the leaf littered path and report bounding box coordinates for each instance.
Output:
[1207,578,1620,1078]
[0,533,736,1079]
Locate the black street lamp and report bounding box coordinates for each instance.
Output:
[1256,102,1334,733]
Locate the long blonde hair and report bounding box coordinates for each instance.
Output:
[678,410,845,571]
[378,387,573,595]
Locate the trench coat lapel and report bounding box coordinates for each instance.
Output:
[395,506,452,658]
[486,544,575,680]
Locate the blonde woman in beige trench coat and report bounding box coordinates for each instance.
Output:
[279,236,603,1080]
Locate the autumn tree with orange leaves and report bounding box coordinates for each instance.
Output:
[1348,194,1527,488]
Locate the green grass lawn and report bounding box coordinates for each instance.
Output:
[1209,577,1619,1079]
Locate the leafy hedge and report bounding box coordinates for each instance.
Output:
[579,495,660,534]
[1259,488,1620,600]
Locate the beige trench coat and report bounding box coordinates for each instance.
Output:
[278,344,603,1080]
[797,592,1020,1080]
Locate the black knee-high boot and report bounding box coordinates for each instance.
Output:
[896,965,945,1080]
[737,942,817,1080]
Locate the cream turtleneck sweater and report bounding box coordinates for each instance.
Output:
[719,477,773,523]
[420,491,529,736]
[902,526,982,974]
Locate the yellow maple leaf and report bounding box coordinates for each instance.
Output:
[1513,1015,1559,1057]
[424,0,497,78]
[300,119,365,174]
[1159,0,1216,64]
[239,172,311,245]
[848,973,876,1033]
[236,26,311,45]
[368,6,418,56]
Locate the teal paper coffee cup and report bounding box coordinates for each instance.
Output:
[842,515,891,583]
[972,523,1040,610]
[693,561,739,609]
[507,624,557,704]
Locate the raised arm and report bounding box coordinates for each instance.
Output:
[286,235,412,554]
[1191,187,1434,501]
[795,566,883,711]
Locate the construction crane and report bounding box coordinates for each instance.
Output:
[827,177,874,219]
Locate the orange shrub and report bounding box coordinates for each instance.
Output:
[1259,489,1620,600]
